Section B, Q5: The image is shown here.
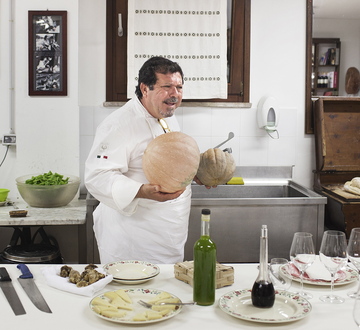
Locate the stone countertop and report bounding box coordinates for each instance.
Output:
[0,199,86,226]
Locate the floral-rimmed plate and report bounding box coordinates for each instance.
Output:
[219,289,312,324]
[280,263,358,286]
[89,288,182,324]
[103,260,160,284]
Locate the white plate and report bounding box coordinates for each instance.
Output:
[104,260,160,284]
[280,264,358,286]
[90,288,182,324]
[0,201,6,206]
[219,289,312,324]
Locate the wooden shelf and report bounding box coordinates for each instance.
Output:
[312,38,341,97]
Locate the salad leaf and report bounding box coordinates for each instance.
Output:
[25,171,70,185]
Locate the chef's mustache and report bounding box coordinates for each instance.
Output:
[164,97,178,103]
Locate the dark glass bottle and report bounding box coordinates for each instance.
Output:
[193,209,217,306]
[251,225,275,308]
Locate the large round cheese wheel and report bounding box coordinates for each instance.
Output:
[142,132,200,193]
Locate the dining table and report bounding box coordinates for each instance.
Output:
[0,262,359,329]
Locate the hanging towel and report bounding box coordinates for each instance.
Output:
[127,0,228,99]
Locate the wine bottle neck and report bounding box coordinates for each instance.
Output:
[259,236,269,275]
[201,214,211,237]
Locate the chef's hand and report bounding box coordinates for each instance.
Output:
[136,184,185,202]
[193,175,217,189]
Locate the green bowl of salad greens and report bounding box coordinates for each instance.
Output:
[16,171,80,208]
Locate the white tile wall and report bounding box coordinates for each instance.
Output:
[79,104,302,193]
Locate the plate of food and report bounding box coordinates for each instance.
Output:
[104,260,160,284]
[219,289,312,324]
[41,264,113,296]
[89,288,183,324]
[280,258,358,286]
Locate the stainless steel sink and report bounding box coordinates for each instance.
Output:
[191,183,321,200]
[184,167,327,263]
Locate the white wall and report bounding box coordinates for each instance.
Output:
[79,0,315,194]
[0,0,79,201]
[0,0,315,202]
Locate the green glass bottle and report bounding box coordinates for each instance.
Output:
[193,209,217,306]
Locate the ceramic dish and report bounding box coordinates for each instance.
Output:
[280,264,358,286]
[104,260,160,284]
[219,289,312,323]
[0,201,6,206]
[90,288,182,324]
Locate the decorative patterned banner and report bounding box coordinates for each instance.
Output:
[127,0,228,99]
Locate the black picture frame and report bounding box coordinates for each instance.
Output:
[28,11,67,96]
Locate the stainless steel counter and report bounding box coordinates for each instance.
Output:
[86,167,327,264]
[185,167,327,263]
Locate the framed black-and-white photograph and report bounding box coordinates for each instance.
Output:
[28,11,67,96]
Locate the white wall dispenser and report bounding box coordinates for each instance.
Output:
[257,96,279,139]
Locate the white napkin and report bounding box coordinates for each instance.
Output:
[41,265,113,296]
[305,257,332,281]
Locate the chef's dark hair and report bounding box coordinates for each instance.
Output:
[135,57,184,98]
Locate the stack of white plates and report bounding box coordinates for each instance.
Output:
[104,260,160,284]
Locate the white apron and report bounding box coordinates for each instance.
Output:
[85,98,192,264]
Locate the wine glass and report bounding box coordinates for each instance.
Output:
[319,230,348,303]
[353,285,360,327]
[347,228,360,298]
[289,232,316,299]
[270,258,292,291]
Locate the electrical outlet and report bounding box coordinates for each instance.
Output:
[2,134,16,146]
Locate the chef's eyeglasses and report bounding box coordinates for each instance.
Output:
[158,118,171,133]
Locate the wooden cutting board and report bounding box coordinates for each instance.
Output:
[323,184,360,202]
[345,67,360,94]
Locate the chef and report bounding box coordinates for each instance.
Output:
[85,57,195,264]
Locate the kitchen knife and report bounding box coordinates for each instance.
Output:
[17,264,52,313]
[0,267,26,315]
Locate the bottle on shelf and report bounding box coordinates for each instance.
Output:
[193,208,217,306]
[251,225,275,308]
[324,74,329,88]
[317,75,321,88]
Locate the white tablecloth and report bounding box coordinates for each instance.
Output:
[0,263,358,329]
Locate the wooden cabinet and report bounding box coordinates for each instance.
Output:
[312,38,341,97]
[313,97,360,237]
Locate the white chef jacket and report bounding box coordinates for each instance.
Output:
[84,97,192,264]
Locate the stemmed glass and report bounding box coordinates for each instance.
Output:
[347,228,360,298]
[269,258,292,291]
[319,230,348,303]
[290,232,316,299]
[353,285,360,327]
